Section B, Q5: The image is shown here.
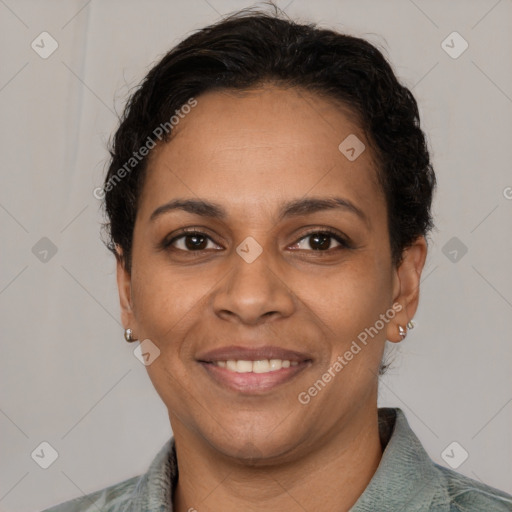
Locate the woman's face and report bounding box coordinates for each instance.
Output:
[117,85,425,461]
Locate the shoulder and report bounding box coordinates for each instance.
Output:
[40,436,177,512]
[433,463,512,512]
[40,474,140,512]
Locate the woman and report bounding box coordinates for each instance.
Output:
[43,7,512,512]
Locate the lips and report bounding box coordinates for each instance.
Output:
[196,345,313,394]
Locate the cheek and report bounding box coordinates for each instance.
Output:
[317,254,393,372]
[319,255,392,320]
[129,264,205,408]
[131,265,204,338]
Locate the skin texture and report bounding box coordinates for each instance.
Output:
[116,85,427,512]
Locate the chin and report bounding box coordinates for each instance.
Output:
[201,417,307,465]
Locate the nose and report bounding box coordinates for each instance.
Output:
[212,248,296,326]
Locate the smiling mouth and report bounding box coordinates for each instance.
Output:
[196,345,313,393]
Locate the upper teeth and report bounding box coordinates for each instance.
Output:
[214,359,298,373]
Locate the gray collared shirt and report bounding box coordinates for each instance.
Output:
[42,408,512,511]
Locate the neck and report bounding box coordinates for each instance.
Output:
[171,406,383,512]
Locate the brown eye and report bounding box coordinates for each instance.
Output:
[168,232,220,252]
[290,230,349,252]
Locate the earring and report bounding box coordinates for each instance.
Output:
[398,325,407,339]
[124,328,137,343]
[407,320,415,330]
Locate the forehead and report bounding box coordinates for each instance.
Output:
[139,85,384,222]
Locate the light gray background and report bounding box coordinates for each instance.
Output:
[1,0,511,510]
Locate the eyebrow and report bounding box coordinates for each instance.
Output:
[150,196,369,227]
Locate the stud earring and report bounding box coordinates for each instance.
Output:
[124,328,137,343]
[407,320,415,330]
[398,325,407,339]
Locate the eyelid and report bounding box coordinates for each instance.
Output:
[292,227,351,249]
[161,225,352,252]
[162,227,223,251]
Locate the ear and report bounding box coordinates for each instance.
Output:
[115,246,136,332]
[386,236,428,343]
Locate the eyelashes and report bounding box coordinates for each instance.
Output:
[160,226,352,255]
[289,228,351,251]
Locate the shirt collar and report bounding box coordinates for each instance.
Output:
[125,433,178,511]
[351,408,449,511]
